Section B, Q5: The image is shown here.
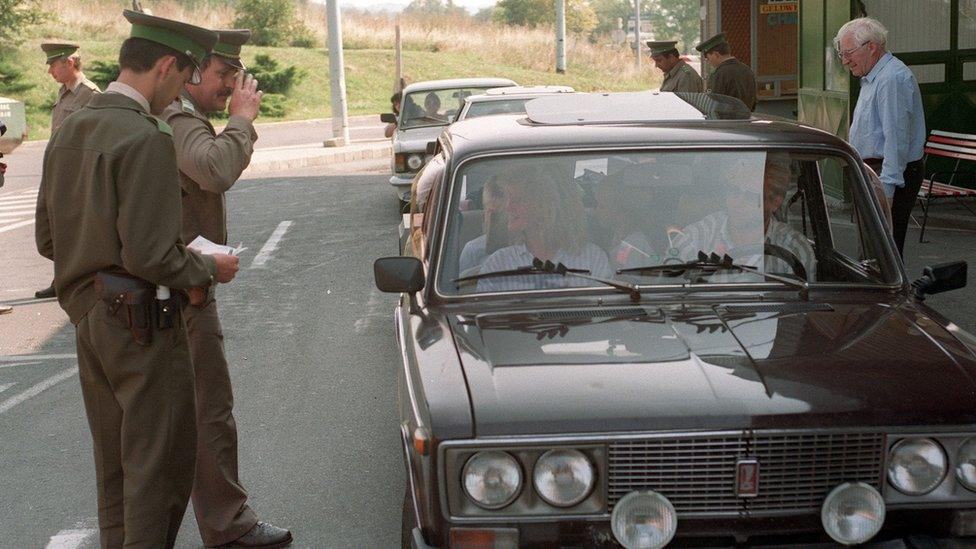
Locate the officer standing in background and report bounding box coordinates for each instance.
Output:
[34,41,101,300]
[647,40,704,93]
[161,30,293,549]
[696,32,758,111]
[35,10,240,547]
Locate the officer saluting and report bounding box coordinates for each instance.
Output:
[35,9,240,548]
[161,30,293,548]
[696,32,758,111]
[647,40,704,93]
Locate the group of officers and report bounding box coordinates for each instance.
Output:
[34,9,291,549]
[648,32,758,112]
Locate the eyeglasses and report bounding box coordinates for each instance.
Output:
[836,41,870,60]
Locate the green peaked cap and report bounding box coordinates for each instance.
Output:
[646,40,678,56]
[695,32,728,54]
[123,9,217,69]
[41,41,80,64]
[212,29,251,70]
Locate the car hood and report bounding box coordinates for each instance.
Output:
[394,125,446,152]
[449,302,976,436]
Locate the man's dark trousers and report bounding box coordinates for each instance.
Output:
[867,158,924,256]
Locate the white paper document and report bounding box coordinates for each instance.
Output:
[187,235,247,256]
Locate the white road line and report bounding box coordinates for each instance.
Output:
[0,353,77,362]
[0,204,36,212]
[45,528,97,549]
[0,362,41,370]
[0,383,16,393]
[0,214,31,221]
[250,220,293,268]
[0,218,35,234]
[0,198,37,206]
[354,288,384,334]
[0,366,77,415]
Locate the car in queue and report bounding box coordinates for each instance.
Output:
[453,85,575,122]
[374,91,975,548]
[381,78,517,209]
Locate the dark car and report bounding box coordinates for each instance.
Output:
[374,92,976,548]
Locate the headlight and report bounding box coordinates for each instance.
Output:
[406,154,424,171]
[462,451,522,509]
[956,437,976,491]
[532,449,595,507]
[887,438,947,495]
[610,490,677,549]
[820,482,885,545]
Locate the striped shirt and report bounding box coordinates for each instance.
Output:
[672,212,817,282]
[476,243,612,292]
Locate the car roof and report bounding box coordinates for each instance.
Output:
[463,86,576,104]
[442,92,855,160]
[401,78,518,94]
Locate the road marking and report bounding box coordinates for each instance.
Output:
[0,218,35,234]
[0,362,40,370]
[0,205,36,213]
[250,220,293,268]
[0,198,37,206]
[46,527,97,549]
[0,366,77,415]
[0,353,77,362]
[354,288,385,334]
[0,383,15,393]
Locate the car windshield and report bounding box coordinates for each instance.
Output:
[436,150,896,296]
[461,98,532,120]
[401,88,493,129]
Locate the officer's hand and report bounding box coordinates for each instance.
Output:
[213,253,240,283]
[228,72,263,122]
[187,287,206,306]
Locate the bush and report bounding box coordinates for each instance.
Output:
[233,0,296,47]
[0,0,47,44]
[87,60,120,90]
[249,54,307,95]
[289,23,318,48]
[0,58,34,94]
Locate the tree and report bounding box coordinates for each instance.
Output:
[493,0,598,34]
[642,0,699,53]
[0,0,46,44]
[404,0,466,17]
[590,0,630,35]
[233,0,296,47]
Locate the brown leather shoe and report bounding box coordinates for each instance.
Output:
[217,522,292,548]
[34,285,56,299]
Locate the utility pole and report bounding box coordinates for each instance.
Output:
[324,0,350,147]
[394,16,403,92]
[555,0,566,73]
[634,0,641,72]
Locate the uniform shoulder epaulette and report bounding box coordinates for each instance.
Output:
[137,111,173,136]
[82,79,100,92]
[681,65,693,73]
[180,97,195,114]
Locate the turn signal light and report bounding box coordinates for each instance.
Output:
[413,426,431,456]
[449,527,518,548]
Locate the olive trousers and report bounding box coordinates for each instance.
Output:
[75,300,197,548]
[183,299,258,546]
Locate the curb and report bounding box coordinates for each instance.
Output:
[243,141,391,175]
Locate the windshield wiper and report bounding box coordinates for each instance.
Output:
[455,257,642,302]
[619,251,809,300]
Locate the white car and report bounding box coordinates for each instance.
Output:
[454,85,575,122]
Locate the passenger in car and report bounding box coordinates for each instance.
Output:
[594,169,659,272]
[672,153,817,281]
[423,92,444,120]
[459,178,509,274]
[477,165,612,292]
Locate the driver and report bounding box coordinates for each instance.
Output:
[423,92,443,119]
[672,153,816,281]
[477,164,612,292]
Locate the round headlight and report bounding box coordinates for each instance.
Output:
[532,449,595,507]
[462,451,522,509]
[406,154,424,171]
[821,482,885,545]
[956,437,976,491]
[887,438,947,495]
[610,490,677,549]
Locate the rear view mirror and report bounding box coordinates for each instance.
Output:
[374,257,425,294]
[913,261,967,298]
[380,113,397,123]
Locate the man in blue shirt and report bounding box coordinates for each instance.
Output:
[836,17,925,256]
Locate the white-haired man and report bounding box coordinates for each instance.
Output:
[835,17,925,256]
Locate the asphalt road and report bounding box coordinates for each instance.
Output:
[0,160,405,548]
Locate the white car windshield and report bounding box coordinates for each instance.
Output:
[400,88,492,129]
[437,150,895,296]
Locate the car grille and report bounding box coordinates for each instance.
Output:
[607,431,885,516]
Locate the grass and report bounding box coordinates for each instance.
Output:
[4,0,661,140]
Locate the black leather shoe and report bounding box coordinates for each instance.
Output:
[34,285,56,299]
[217,522,292,548]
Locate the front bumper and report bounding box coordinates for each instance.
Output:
[390,174,414,190]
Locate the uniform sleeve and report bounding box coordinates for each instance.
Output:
[35,146,54,260]
[115,129,217,288]
[168,112,256,194]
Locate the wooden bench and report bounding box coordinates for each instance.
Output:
[916,130,976,242]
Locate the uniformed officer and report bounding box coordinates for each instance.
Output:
[647,40,704,93]
[696,32,758,111]
[35,41,102,300]
[161,30,293,549]
[35,10,241,548]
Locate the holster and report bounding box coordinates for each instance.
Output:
[93,272,159,347]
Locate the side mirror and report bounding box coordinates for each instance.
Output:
[374,256,425,293]
[380,113,397,123]
[425,141,437,155]
[913,261,967,298]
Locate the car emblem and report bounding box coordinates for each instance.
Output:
[735,458,759,498]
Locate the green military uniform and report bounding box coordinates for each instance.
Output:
[160,28,261,547]
[35,10,218,548]
[696,32,758,111]
[647,40,704,93]
[42,42,102,133]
